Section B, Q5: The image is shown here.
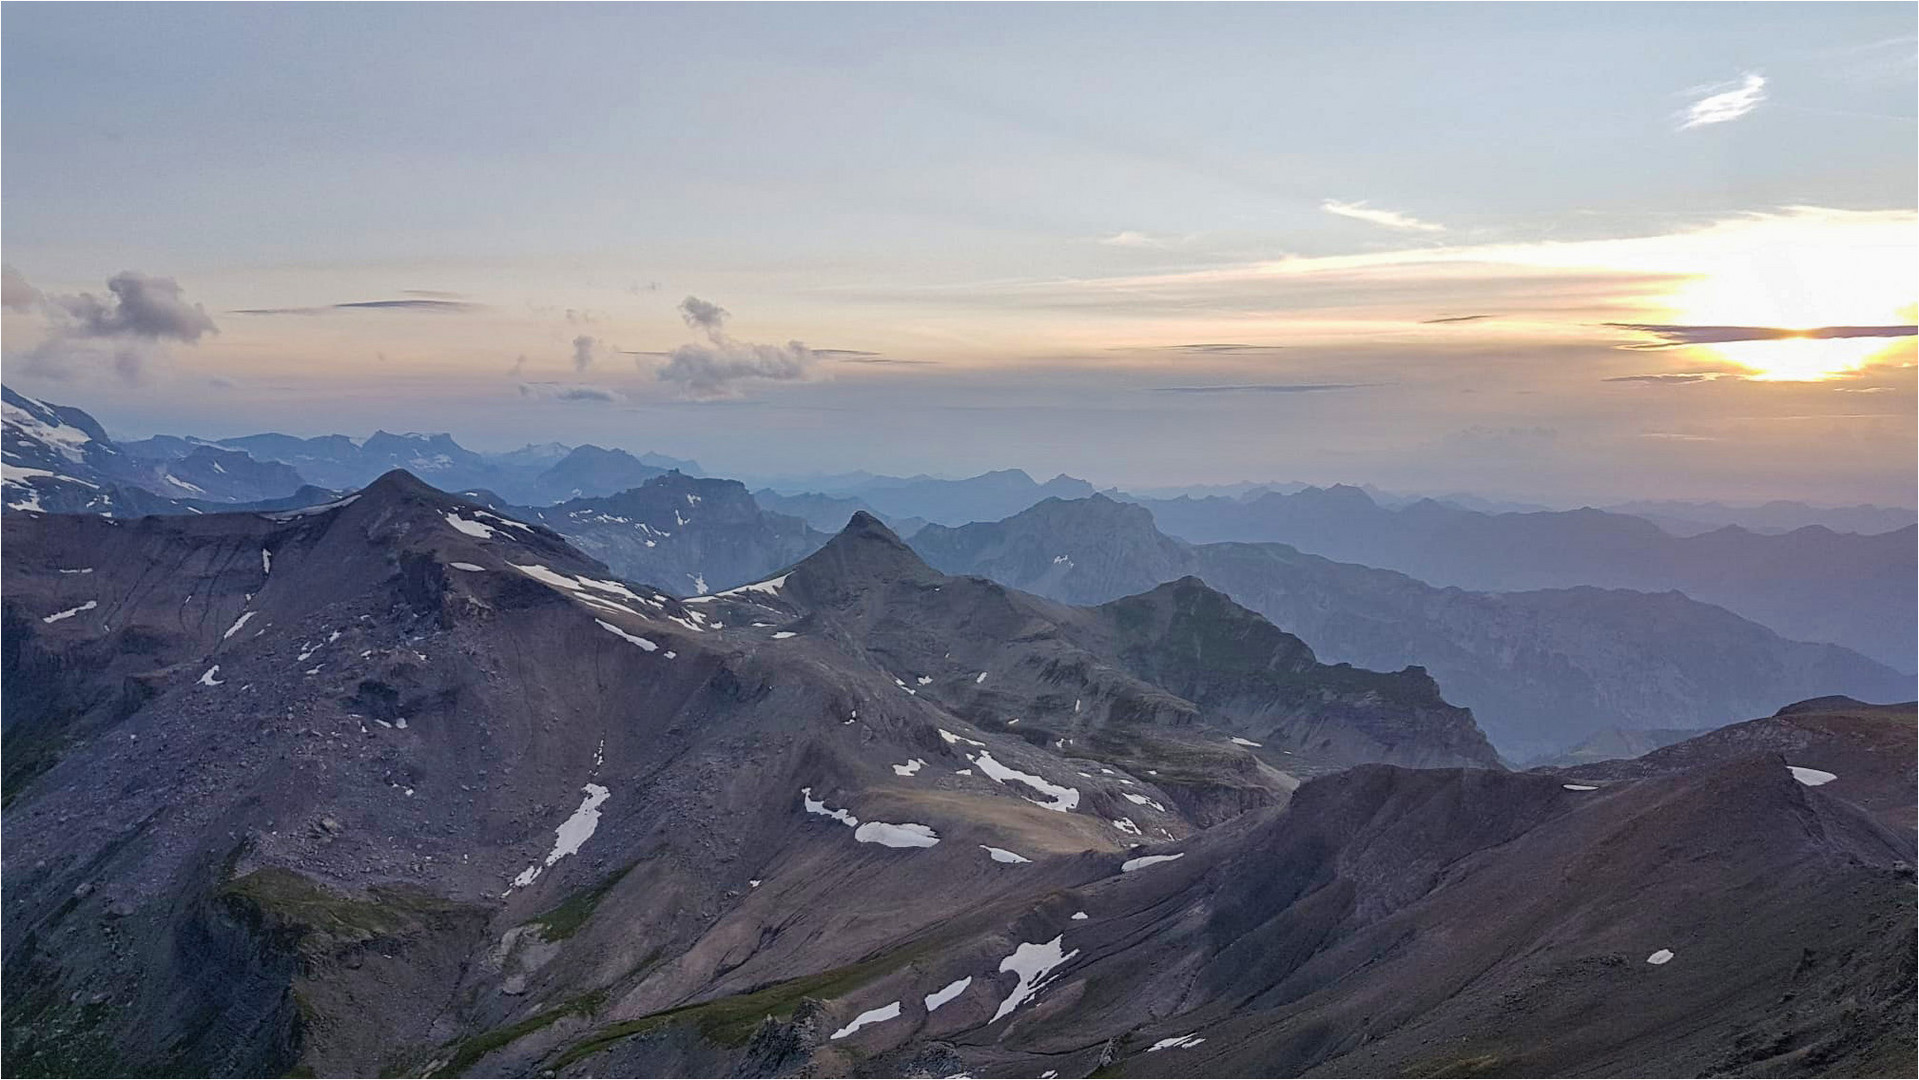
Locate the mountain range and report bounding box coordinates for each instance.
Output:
[3,470,1910,1077]
[1129,484,1918,670]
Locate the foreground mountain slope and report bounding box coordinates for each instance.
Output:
[3,473,1504,1077]
[911,496,1914,760]
[556,751,1913,1079]
[1555,696,1918,839]
[1131,485,1917,670]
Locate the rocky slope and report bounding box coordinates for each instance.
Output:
[912,495,1915,761]
[1554,696,1917,840]
[3,472,1505,1077]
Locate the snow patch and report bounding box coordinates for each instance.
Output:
[1229,736,1262,747]
[1121,852,1185,872]
[991,936,1079,1022]
[892,759,926,777]
[42,600,98,624]
[595,619,659,652]
[925,977,971,1012]
[829,1001,901,1040]
[801,787,858,827]
[1122,792,1167,813]
[939,728,985,748]
[1788,765,1837,787]
[444,512,496,539]
[1647,948,1675,965]
[198,665,224,686]
[223,611,256,639]
[1562,784,1598,792]
[450,562,486,572]
[510,784,610,888]
[855,821,941,848]
[771,631,796,639]
[1149,1034,1206,1052]
[975,671,988,684]
[971,751,1079,812]
[981,845,1030,864]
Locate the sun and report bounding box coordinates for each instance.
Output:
[1658,215,1917,381]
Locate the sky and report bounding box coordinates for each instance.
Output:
[3,3,1915,504]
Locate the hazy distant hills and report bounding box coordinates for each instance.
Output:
[1605,498,1917,537]
[4,387,331,514]
[760,468,1098,526]
[1128,484,1917,670]
[911,495,1916,760]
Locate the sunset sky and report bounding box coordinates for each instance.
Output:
[3,3,1914,503]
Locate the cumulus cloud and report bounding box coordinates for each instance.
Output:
[7,270,218,381]
[56,272,217,342]
[1322,199,1445,233]
[572,334,598,372]
[658,339,816,397]
[651,295,819,398]
[678,295,730,333]
[1677,73,1766,130]
[518,381,621,403]
[3,265,43,312]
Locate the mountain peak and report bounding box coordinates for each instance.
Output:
[789,509,940,593]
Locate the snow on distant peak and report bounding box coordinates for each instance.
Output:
[711,573,789,599]
[444,512,496,539]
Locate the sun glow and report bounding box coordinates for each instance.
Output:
[1657,212,1917,381]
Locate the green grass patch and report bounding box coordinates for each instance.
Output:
[435,990,606,1076]
[551,937,943,1069]
[528,863,636,942]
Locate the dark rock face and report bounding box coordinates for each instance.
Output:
[3,474,1911,1079]
[912,495,1915,760]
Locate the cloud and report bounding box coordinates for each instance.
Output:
[658,339,816,397]
[1677,73,1766,130]
[1606,322,1917,348]
[1421,313,1496,324]
[518,382,620,403]
[678,295,730,333]
[651,295,820,397]
[1148,343,1285,354]
[56,271,217,342]
[1099,230,1187,248]
[572,334,598,372]
[231,298,480,315]
[1603,372,1729,384]
[1152,383,1366,394]
[1322,199,1445,233]
[3,265,43,312]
